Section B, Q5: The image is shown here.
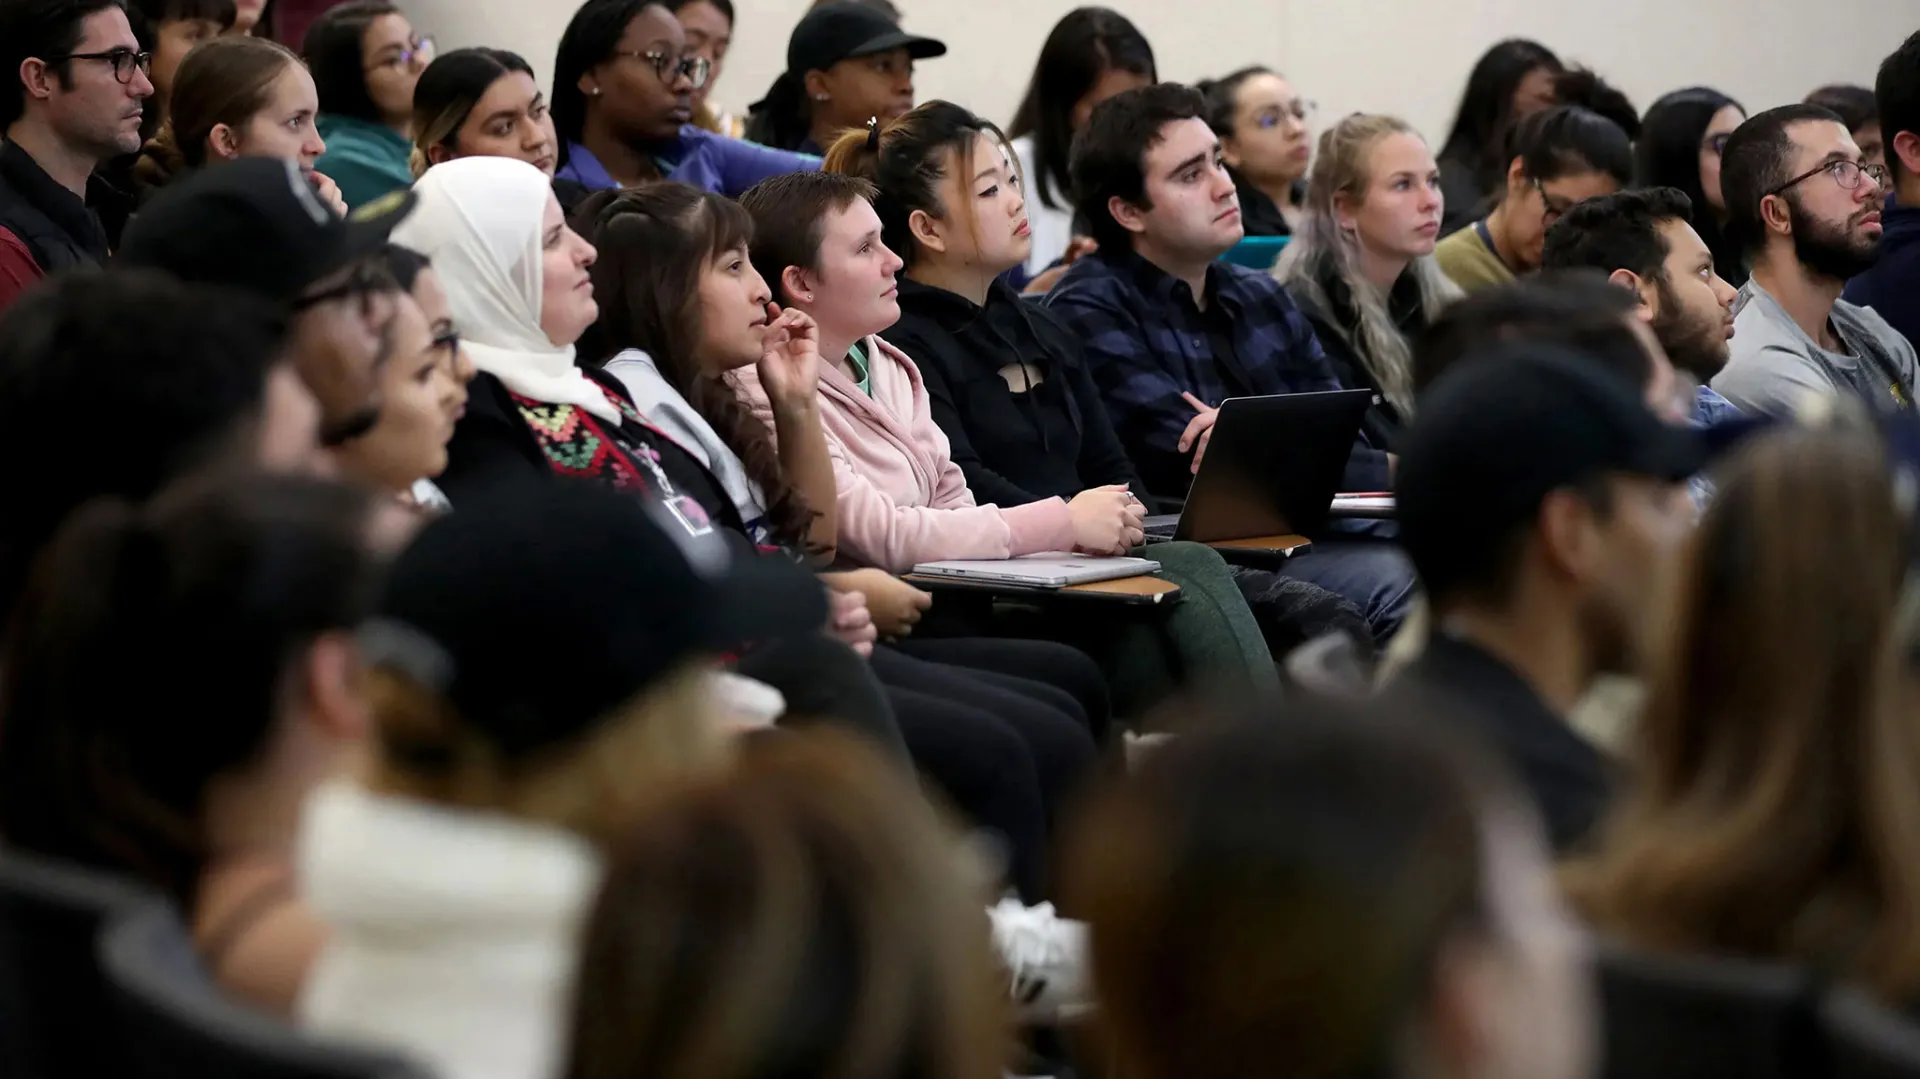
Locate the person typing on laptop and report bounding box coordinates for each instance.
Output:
[1041,84,1416,637]
[842,100,1371,659]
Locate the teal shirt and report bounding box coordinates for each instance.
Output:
[314,114,414,209]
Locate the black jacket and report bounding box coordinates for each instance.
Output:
[1285,264,1425,458]
[1383,634,1615,853]
[887,276,1152,509]
[0,140,115,278]
[1230,168,1305,238]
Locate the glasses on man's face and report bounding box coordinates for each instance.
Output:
[1532,177,1575,228]
[293,260,399,322]
[613,49,712,91]
[1766,157,1891,198]
[368,36,435,73]
[1255,100,1317,129]
[56,48,152,85]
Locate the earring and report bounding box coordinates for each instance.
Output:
[590,87,603,96]
[813,93,830,102]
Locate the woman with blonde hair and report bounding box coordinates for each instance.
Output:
[565,729,1011,1079]
[1564,422,1920,1002]
[1274,113,1459,460]
[297,480,826,1079]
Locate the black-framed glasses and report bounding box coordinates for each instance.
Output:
[293,260,398,318]
[54,48,151,84]
[1533,177,1575,227]
[613,49,711,90]
[1766,157,1890,197]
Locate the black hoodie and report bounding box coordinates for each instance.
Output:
[887,276,1152,510]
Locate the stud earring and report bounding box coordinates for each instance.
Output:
[590,87,603,96]
[813,93,830,102]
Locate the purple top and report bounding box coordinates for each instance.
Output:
[557,127,819,197]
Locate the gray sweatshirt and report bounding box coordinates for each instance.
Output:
[1710,279,1918,417]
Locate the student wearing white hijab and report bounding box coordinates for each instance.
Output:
[391,155,914,762]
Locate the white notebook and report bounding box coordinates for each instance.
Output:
[910,553,1161,589]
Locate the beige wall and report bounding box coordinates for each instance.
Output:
[411,0,1913,148]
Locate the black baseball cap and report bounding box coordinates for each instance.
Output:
[119,157,415,305]
[787,2,946,76]
[360,482,828,760]
[1396,345,1713,598]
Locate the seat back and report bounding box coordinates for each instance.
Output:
[99,903,435,1079]
[1826,988,1920,1079]
[0,850,161,1079]
[1596,939,1824,1079]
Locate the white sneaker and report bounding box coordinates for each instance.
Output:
[987,897,1091,1024]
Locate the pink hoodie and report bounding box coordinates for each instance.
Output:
[734,334,1076,573]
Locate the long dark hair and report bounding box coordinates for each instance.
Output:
[824,100,1009,273]
[1437,38,1563,196]
[574,184,817,547]
[1635,87,1746,284]
[553,0,654,172]
[0,473,381,908]
[411,47,536,177]
[301,0,397,122]
[1005,7,1155,213]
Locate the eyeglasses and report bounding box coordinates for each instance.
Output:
[1254,100,1317,128]
[430,326,461,359]
[1766,157,1890,197]
[293,260,398,319]
[367,36,435,73]
[1702,132,1732,156]
[612,49,712,90]
[54,48,152,84]
[1532,177,1575,228]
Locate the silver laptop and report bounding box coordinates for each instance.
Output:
[910,554,1161,589]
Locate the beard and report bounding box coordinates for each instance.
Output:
[1651,283,1731,380]
[1787,193,1881,281]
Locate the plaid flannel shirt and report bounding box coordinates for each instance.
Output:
[1043,248,1390,498]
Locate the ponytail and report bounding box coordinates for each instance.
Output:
[818,100,1008,273]
[744,71,814,153]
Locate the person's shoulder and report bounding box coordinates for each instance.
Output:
[1046,253,1126,304]
[1837,296,1918,356]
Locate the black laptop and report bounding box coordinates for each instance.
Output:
[1143,389,1375,546]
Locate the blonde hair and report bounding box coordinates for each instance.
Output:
[564,729,1010,1079]
[1274,113,1460,417]
[363,664,729,846]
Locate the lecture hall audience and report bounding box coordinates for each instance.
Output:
[10,0,1920,1075]
[1045,83,1418,640]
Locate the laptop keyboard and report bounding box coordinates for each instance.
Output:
[1143,515,1180,541]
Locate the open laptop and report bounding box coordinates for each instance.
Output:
[1144,389,1376,547]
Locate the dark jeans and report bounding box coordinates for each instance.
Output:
[869,641,1100,902]
[1279,539,1418,641]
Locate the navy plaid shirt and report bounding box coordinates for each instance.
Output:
[1044,247,1390,499]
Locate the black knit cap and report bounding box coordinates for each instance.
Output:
[362,481,827,759]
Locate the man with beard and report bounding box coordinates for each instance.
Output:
[1384,347,1703,853]
[0,0,154,312]
[1710,103,1917,417]
[121,156,414,446]
[1542,187,1743,434]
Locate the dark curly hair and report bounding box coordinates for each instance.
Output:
[572,184,819,550]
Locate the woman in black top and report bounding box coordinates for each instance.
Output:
[1200,66,1312,237]
[842,100,1370,661]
